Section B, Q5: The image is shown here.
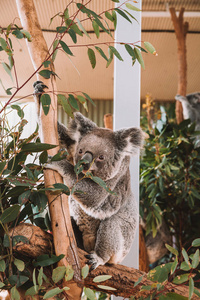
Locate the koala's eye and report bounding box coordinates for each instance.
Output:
[98,155,104,160]
[79,149,83,154]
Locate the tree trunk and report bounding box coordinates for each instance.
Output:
[169,7,189,124]
[11,223,200,300]
[15,1,82,299]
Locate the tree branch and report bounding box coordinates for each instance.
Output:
[11,223,200,300]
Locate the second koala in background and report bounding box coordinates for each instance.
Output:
[175,93,200,146]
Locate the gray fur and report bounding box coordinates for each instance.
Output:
[175,93,200,146]
[33,81,143,269]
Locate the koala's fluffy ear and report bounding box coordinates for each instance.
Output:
[57,121,76,162]
[68,112,97,140]
[175,95,188,103]
[115,127,144,156]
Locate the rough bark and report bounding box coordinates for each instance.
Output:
[170,7,189,124]
[15,0,82,299]
[11,223,200,300]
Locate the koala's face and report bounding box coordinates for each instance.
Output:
[74,129,120,181]
[58,113,143,181]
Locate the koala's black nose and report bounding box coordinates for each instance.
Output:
[82,152,93,171]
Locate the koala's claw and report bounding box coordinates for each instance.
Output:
[85,253,104,270]
[33,81,48,94]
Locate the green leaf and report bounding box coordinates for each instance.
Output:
[12,235,29,247]
[81,264,89,279]
[25,285,38,296]
[77,95,86,104]
[133,275,144,287]
[191,249,199,268]
[65,265,74,281]
[2,62,13,81]
[84,287,96,300]
[39,70,52,79]
[14,258,25,272]
[105,11,114,22]
[12,29,24,39]
[165,244,178,256]
[0,204,20,224]
[43,287,63,299]
[192,238,200,247]
[43,60,51,68]
[97,285,116,291]
[0,260,6,272]
[189,277,194,300]
[0,282,5,288]
[182,248,189,264]
[194,289,200,297]
[106,48,113,68]
[180,261,191,271]
[9,275,29,288]
[114,8,132,23]
[0,37,8,50]
[38,267,43,286]
[39,150,48,164]
[52,266,66,283]
[20,29,31,42]
[59,40,73,56]
[126,3,141,11]
[93,275,112,283]
[173,273,189,284]
[125,44,135,58]
[40,93,51,115]
[144,41,157,55]
[52,40,59,62]
[88,48,96,69]
[95,46,108,61]
[109,45,123,61]
[21,142,57,152]
[76,18,90,38]
[134,47,144,69]
[57,94,74,118]
[56,26,67,33]
[34,254,65,267]
[68,28,77,43]
[68,94,79,110]
[92,20,100,38]
[171,257,178,274]
[11,104,24,118]
[11,286,20,300]
[82,92,96,107]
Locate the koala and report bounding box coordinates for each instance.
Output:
[34,81,143,269]
[175,93,200,146]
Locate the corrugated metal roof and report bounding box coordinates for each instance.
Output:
[142,0,200,11]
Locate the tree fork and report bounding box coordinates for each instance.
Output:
[15,0,82,298]
[170,7,189,124]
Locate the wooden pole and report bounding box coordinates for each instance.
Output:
[15,1,82,298]
[169,7,189,124]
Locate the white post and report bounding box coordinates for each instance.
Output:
[113,0,142,281]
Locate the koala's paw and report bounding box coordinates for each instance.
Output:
[33,81,48,95]
[85,252,105,271]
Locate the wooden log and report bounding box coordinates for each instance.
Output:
[15,0,82,298]
[11,223,200,300]
[169,7,189,124]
